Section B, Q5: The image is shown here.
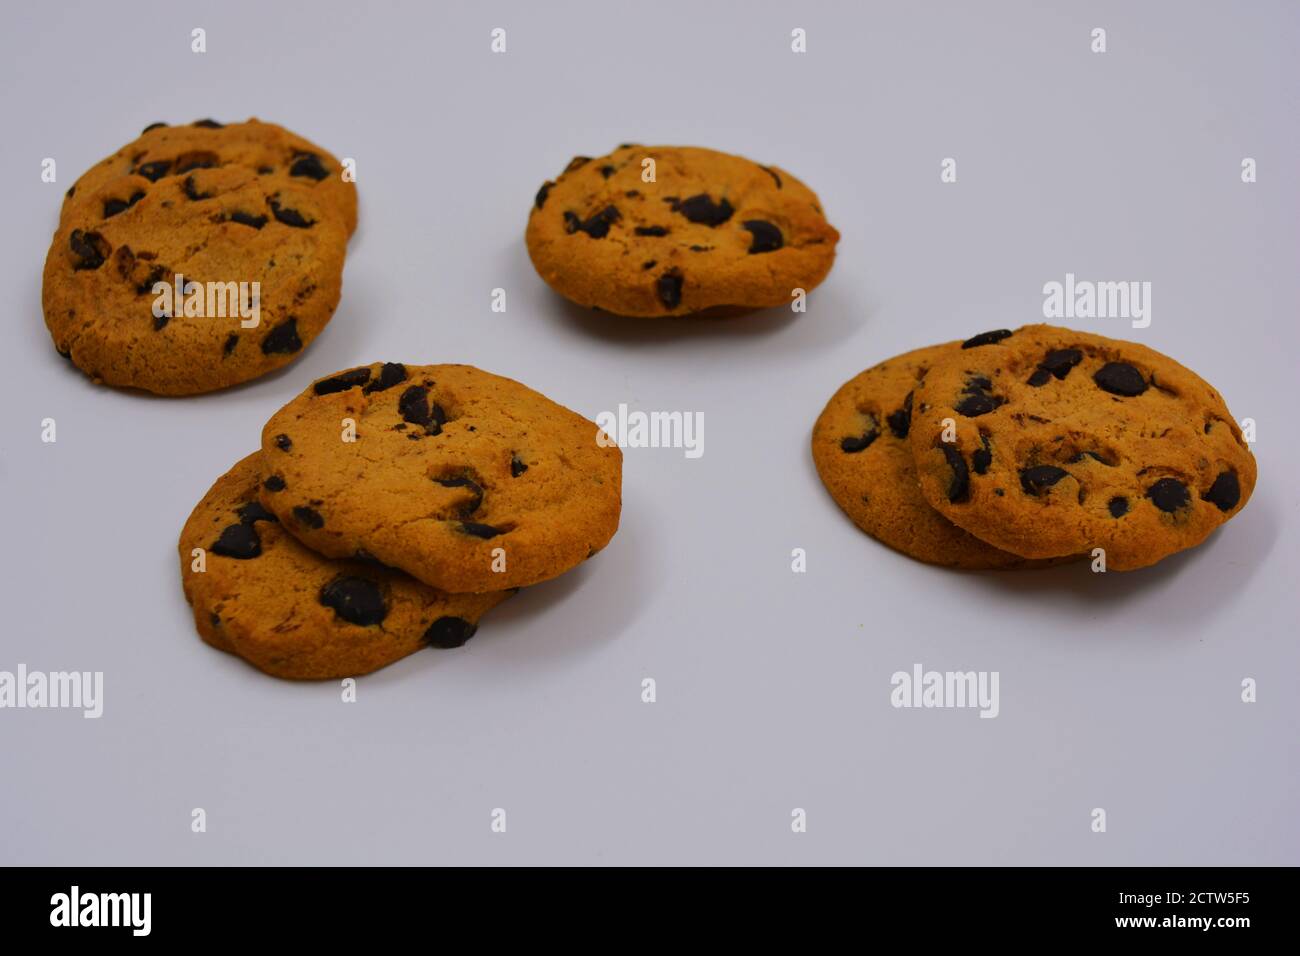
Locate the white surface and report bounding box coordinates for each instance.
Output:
[1,0,1296,865]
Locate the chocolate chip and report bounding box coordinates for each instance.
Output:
[458,522,506,539]
[435,476,483,515]
[1019,465,1069,495]
[564,156,591,173]
[142,122,167,133]
[69,230,109,271]
[173,151,218,174]
[289,152,329,180]
[293,506,324,529]
[314,367,373,395]
[535,181,554,209]
[153,313,170,332]
[971,436,993,475]
[564,205,620,238]
[211,523,261,559]
[351,549,394,569]
[362,362,408,394]
[261,318,302,354]
[217,334,236,356]
[672,194,734,226]
[961,330,1013,349]
[1108,496,1129,517]
[399,385,433,425]
[424,617,478,648]
[886,392,914,439]
[689,245,710,252]
[742,220,783,254]
[511,456,528,477]
[230,211,267,229]
[599,164,616,178]
[1070,451,1114,466]
[136,160,171,182]
[1201,471,1240,512]
[954,376,1004,417]
[1039,349,1083,379]
[941,445,970,502]
[237,501,277,524]
[135,264,167,295]
[274,434,292,451]
[1146,477,1189,512]
[103,191,145,218]
[319,576,387,626]
[192,118,224,128]
[758,164,782,188]
[635,225,669,236]
[642,260,657,270]
[1094,362,1148,396]
[262,475,285,492]
[182,175,211,201]
[268,198,314,228]
[657,271,683,310]
[1027,368,1051,387]
[257,166,274,175]
[840,415,879,453]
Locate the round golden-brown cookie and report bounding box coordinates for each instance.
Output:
[525,145,839,317]
[258,363,623,593]
[44,118,356,395]
[813,343,1068,569]
[179,454,511,680]
[908,325,1257,570]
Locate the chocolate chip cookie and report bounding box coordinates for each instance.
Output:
[813,344,1074,569]
[908,325,1256,570]
[44,119,356,395]
[258,363,622,592]
[180,454,510,680]
[526,145,839,316]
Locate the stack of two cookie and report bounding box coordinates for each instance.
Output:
[180,363,623,679]
[813,325,1256,571]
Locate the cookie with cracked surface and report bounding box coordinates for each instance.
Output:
[525,145,839,317]
[813,343,1071,569]
[44,118,355,395]
[180,454,510,680]
[907,325,1256,570]
[258,363,622,592]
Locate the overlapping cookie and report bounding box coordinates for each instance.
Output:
[813,343,1070,569]
[258,363,623,593]
[44,118,356,395]
[908,325,1256,570]
[526,145,839,316]
[179,454,510,680]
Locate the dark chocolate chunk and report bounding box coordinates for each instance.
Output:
[511,456,528,477]
[399,385,433,425]
[672,194,734,226]
[1108,496,1129,518]
[564,205,620,238]
[237,501,277,524]
[1146,477,1189,512]
[941,445,970,502]
[274,434,292,451]
[136,160,171,182]
[153,313,170,332]
[173,151,218,174]
[135,264,167,295]
[1038,348,1083,379]
[293,505,324,529]
[362,362,408,394]
[564,156,591,173]
[69,230,109,270]
[262,474,285,492]
[223,334,239,355]
[656,271,683,309]
[961,329,1013,349]
[458,521,506,539]
[314,367,373,395]
[424,617,478,649]
[642,260,657,270]
[182,175,211,201]
[142,122,167,133]
[971,435,993,475]
[1093,362,1148,396]
[289,152,329,181]
[261,318,302,354]
[758,164,782,188]
[599,164,616,178]
[268,198,314,228]
[886,392,914,439]
[192,118,224,128]
[742,220,783,254]
[635,225,669,236]
[535,181,554,209]
[1027,367,1052,387]
[230,210,267,229]
[840,414,879,453]
[319,576,387,627]
[211,522,261,559]
[103,190,145,218]
[1020,465,1069,496]
[954,375,1004,417]
[435,476,483,515]
[1201,472,1240,512]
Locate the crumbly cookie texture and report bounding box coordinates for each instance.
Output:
[258,363,623,593]
[908,325,1256,570]
[179,454,510,680]
[526,145,839,317]
[44,118,355,395]
[813,343,1074,569]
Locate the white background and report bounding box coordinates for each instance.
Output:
[2,0,1296,864]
